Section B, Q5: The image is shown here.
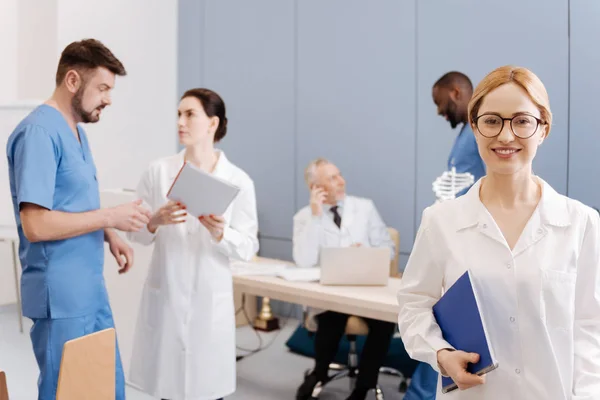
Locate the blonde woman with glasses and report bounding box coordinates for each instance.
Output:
[397,66,600,399]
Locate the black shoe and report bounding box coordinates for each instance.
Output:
[345,387,370,400]
[296,372,324,400]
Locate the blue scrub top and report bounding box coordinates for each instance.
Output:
[448,123,486,197]
[6,105,105,319]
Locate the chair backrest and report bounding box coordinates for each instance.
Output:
[387,227,400,278]
[56,328,116,400]
[0,370,8,400]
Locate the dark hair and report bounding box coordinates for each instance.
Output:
[181,88,228,142]
[55,39,126,86]
[433,71,473,92]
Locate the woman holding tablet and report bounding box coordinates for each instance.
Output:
[397,66,600,399]
[127,88,259,400]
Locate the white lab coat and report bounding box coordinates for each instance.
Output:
[293,195,395,325]
[127,150,259,400]
[397,177,600,400]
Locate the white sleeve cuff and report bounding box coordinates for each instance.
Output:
[127,224,156,245]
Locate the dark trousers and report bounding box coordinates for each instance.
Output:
[313,311,395,389]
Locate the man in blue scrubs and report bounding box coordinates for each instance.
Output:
[404,71,485,399]
[6,39,152,399]
[433,71,485,195]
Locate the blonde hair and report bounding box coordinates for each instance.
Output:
[468,65,552,136]
[304,158,330,186]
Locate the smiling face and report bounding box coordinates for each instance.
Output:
[472,82,548,176]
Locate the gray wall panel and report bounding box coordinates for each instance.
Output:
[415,0,569,228]
[400,254,410,274]
[199,0,296,240]
[258,237,293,262]
[178,0,204,96]
[296,0,417,255]
[178,0,577,273]
[567,1,600,209]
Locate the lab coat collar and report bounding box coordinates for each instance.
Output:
[324,199,344,213]
[168,148,234,181]
[340,196,355,230]
[456,176,571,231]
[322,196,355,232]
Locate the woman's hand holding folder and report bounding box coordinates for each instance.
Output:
[437,349,486,391]
[199,214,225,242]
[147,201,188,233]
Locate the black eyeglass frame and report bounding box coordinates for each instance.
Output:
[473,113,547,139]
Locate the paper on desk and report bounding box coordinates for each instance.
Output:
[167,162,240,217]
[230,261,320,282]
[231,261,286,276]
[276,267,320,282]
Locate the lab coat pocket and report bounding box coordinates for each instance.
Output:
[540,270,577,330]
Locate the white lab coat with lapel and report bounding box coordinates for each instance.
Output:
[397,177,600,400]
[292,195,395,326]
[127,150,259,400]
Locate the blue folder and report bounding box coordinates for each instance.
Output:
[432,270,498,393]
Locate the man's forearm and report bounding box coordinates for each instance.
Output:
[104,228,117,242]
[21,208,112,243]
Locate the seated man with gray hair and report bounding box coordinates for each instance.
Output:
[294,158,396,400]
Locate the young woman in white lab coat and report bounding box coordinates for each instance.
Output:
[127,88,259,400]
[397,66,600,400]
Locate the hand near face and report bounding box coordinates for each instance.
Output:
[310,186,327,217]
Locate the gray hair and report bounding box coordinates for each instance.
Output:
[304,158,331,187]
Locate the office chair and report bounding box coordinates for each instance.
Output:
[303,227,409,400]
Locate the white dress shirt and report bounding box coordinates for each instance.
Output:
[397,178,600,400]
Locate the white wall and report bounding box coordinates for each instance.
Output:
[0,1,178,312]
[56,0,179,190]
[17,0,58,100]
[0,0,56,103]
[0,0,18,103]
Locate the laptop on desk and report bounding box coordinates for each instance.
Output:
[319,247,390,286]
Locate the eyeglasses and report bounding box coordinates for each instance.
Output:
[473,113,546,139]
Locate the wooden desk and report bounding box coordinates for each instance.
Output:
[232,259,401,324]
